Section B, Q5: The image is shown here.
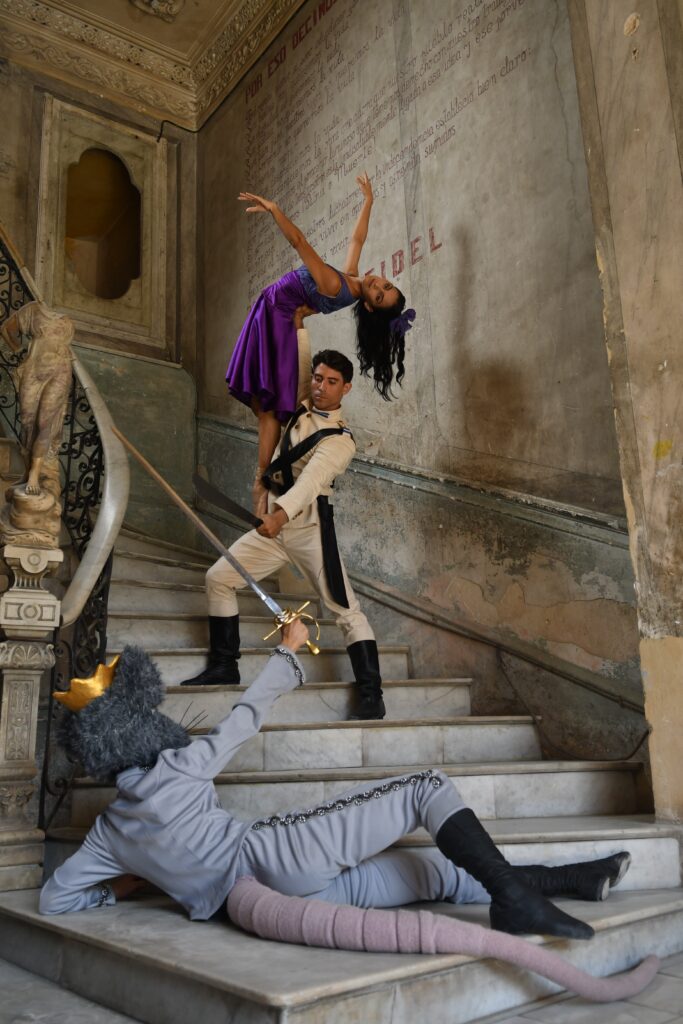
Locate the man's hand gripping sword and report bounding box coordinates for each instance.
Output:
[111,426,321,654]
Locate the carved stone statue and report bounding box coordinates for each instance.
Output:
[0,300,74,548]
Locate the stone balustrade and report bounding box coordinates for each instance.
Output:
[0,544,63,890]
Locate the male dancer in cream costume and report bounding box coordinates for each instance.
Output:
[183,324,386,720]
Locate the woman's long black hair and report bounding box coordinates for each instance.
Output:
[353,292,407,400]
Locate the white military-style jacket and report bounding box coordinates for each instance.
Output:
[268,398,355,529]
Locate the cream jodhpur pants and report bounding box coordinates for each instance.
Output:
[206,522,375,647]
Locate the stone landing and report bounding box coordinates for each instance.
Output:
[0,957,139,1023]
[0,889,682,1024]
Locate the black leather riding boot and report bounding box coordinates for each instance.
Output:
[520,851,631,901]
[436,808,594,940]
[347,639,386,720]
[180,615,240,686]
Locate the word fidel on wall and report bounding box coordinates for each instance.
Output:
[358,229,443,279]
[245,224,443,309]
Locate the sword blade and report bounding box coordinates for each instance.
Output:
[193,472,262,529]
[111,427,285,620]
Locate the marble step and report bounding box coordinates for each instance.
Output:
[107,611,344,648]
[109,578,322,616]
[394,817,682,892]
[117,526,215,563]
[0,956,140,1024]
[112,552,212,587]
[112,553,283,592]
[43,816,681,892]
[1,887,681,1024]
[217,761,649,824]
[161,677,473,724]
[70,760,648,828]
[184,716,542,774]
[107,645,412,684]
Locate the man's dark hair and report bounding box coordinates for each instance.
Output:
[311,350,354,384]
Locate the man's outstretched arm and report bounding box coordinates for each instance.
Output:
[167,620,309,780]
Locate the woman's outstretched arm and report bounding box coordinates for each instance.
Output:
[239,192,341,296]
[343,173,374,276]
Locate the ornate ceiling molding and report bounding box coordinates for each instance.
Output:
[0,0,307,130]
[0,0,193,87]
[195,0,305,120]
[0,25,197,123]
[129,0,186,23]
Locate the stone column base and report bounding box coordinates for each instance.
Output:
[0,826,44,891]
[0,544,62,892]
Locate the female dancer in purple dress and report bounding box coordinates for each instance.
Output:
[226,174,414,514]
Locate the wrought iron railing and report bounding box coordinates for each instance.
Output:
[0,226,130,828]
[0,237,29,439]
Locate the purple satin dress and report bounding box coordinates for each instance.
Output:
[226,267,354,421]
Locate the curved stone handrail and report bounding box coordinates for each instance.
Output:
[60,356,129,628]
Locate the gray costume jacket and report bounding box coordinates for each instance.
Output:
[39,649,304,920]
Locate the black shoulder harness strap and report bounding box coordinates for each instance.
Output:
[263,406,351,494]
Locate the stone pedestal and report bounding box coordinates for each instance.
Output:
[0,545,63,890]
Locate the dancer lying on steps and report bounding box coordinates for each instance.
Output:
[42,620,629,951]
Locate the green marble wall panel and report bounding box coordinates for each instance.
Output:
[77,346,197,546]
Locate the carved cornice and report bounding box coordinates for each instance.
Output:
[194,0,296,84]
[130,0,186,23]
[0,0,307,129]
[0,0,193,87]
[195,0,305,120]
[0,24,197,124]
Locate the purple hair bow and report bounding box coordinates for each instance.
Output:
[390,307,416,337]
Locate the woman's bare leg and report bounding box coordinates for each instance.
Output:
[251,400,281,517]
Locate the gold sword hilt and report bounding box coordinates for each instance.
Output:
[262,600,321,655]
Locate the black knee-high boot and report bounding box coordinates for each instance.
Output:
[347,640,386,720]
[520,851,631,901]
[180,615,240,686]
[436,809,594,940]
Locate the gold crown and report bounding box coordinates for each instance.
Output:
[53,655,120,712]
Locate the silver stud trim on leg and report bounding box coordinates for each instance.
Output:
[250,768,443,831]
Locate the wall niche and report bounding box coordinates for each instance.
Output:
[65,148,141,301]
[36,98,170,356]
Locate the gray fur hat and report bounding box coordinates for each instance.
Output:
[58,645,190,781]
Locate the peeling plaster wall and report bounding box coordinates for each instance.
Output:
[0,59,199,543]
[77,346,197,546]
[339,469,638,684]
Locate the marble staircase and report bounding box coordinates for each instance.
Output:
[0,525,681,1024]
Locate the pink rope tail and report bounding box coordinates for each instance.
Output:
[226,877,659,1003]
